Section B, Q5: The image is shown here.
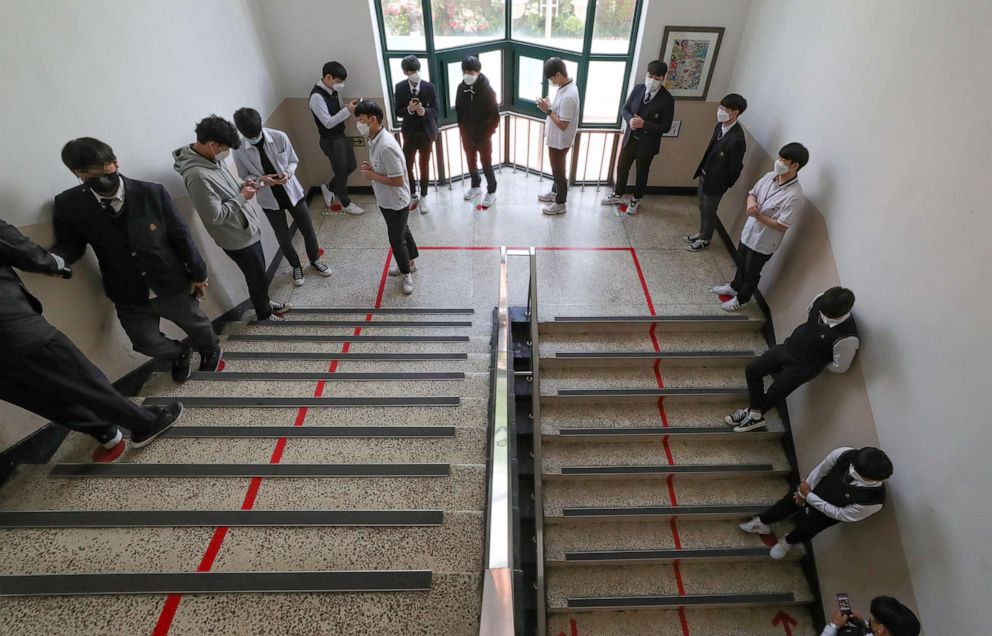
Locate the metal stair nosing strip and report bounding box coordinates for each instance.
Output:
[540,351,757,369]
[220,352,469,361]
[288,307,473,315]
[542,388,746,404]
[549,504,770,523]
[226,335,471,342]
[562,592,797,611]
[557,547,772,565]
[0,510,444,529]
[187,371,466,382]
[141,396,461,408]
[546,427,782,442]
[246,320,473,328]
[549,464,779,480]
[49,463,451,478]
[147,425,457,439]
[0,570,433,597]
[540,315,763,334]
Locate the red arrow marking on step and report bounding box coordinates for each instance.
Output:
[772,609,798,636]
[557,617,579,636]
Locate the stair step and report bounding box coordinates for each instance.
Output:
[247,320,472,328]
[150,426,456,438]
[547,427,783,441]
[541,351,756,369]
[141,396,461,408]
[221,352,468,361]
[0,509,443,528]
[540,315,763,334]
[556,547,771,565]
[288,307,474,315]
[227,334,470,342]
[564,592,795,610]
[541,401,784,434]
[49,463,450,479]
[547,607,816,636]
[543,388,746,404]
[0,570,432,597]
[547,464,782,480]
[187,371,464,381]
[550,505,768,522]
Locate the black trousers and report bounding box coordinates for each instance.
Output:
[758,491,840,544]
[696,176,725,241]
[115,291,218,364]
[462,134,497,193]
[403,132,434,198]
[615,140,655,200]
[319,136,356,207]
[730,243,773,304]
[379,206,419,274]
[548,147,569,204]
[263,197,321,269]
[745,345,820,412]
[0,332,160,444]
[224,241,272,320]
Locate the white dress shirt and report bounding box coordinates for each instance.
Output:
[232,128,306,210]
[89,178,125,214]
[366,127,410,210]
[308,82,351,131]
[545,81,580,150]
[803,447,884,523]
[741,171,804,255]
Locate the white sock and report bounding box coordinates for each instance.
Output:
[749,409,763,419]
[103,429,123,449]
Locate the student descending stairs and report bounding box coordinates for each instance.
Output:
[0,307,490,634]
[533,314,821,636]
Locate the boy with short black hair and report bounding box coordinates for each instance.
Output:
[456,55,500,209]
[824,596,920,636]
[394,55,440,214]
[310,60,363,215]
[741,446,893,560]
[537,57,580,216]
[355,101,420,296]
[711,141,810,311]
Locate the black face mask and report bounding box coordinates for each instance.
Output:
[84,171,121,196]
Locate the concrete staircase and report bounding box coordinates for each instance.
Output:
[0,308,489,635]
[536,316,820,636]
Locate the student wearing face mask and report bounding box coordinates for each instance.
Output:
[711,142,809,311]
[173,115,292,322]
[537,57,580,216]
[232,107,332,288]
[53,137,222,379]
[822,596,920,636]
[455,55,500,209]
[394,55,440,214]
[601,60,675,215]
[686,93,748,251]
[310,61,363,215]
[725,287,859,433]
[740,445,892,560]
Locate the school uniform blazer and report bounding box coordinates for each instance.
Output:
[620,83,675,158]
[394,80,440,140]
[693,122,747,196]
[0,218,63,350]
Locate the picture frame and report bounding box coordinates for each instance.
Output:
[660,26,725,100]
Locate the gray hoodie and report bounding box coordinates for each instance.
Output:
[172,145,261,251]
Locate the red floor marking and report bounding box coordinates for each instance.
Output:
[677,607,691,636]
[217,359,226,372]
[570,617,578,636]
[772,610,798,636]
[718,294,733,303]
[760,532,779,547]
[151,250,393,634]
[628,248,656,316]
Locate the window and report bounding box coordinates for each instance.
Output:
[517,56,544,104]
[590,0,637,54]
[381,0,427,50]
[511,0,587,53]
[430,0,506,50]
[582,60,625,124]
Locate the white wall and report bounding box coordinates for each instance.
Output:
[730,1,992,632]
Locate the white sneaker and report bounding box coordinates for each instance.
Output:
[291,266,305,287]
[480,192,496,208]
[711,283,736,295]
[721,297,744,312]
[388,262,418,277]
[320,184,335,208]
[601,193,623,205]
[464,187,483,201]
[542,202,567,215]
[537,191,556,202]
[738,517,772,535]
[342,202,364,215]
[401,273,414,295]
[769,538,792,560]
[310,261,332,277]
[418,195,430,214]
[625,199,641,215]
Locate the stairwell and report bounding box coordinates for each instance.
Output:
[0,307,491,634]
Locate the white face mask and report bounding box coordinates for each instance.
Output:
[332,82,344,92]
[356,121,370,137]
[408,72,421,84]
[716,108,731,123]
[214,149,230,162]
[463,73,478,86]
[645,75,661,92]
[774,159,790,175]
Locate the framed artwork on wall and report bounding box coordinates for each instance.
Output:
[660,26,725,100]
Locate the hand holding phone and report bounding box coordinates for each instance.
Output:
[836,593,852,616]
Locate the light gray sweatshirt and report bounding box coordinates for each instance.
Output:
[172,145,261,251]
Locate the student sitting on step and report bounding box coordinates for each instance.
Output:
[822,595,920,636]
[725,286,859,432]
[740,446,892,560]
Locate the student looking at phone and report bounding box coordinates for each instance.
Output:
[394,55,440,214]
[822,595,920,636]
[232,107,332,287]
[310,60,363,215]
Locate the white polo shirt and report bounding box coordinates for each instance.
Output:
[545,81,580,150]
[366,127,411,211]
[740,171,804,255]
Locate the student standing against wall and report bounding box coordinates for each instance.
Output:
[232,107,332,288]
[310,61,363,215]
[536,57,580,216]
[356,101,419,296]
[455,55,500,209]
[53,137,222,380]
[601,59,675,215]
[685,94,748,250]
[394,55,439,214]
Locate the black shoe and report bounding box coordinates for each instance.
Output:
[199,346,223,372]
[131,402,184,448]
[171,342,193,383]
[682,233,702,243]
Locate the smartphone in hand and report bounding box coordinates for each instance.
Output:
[836,593,853,616]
